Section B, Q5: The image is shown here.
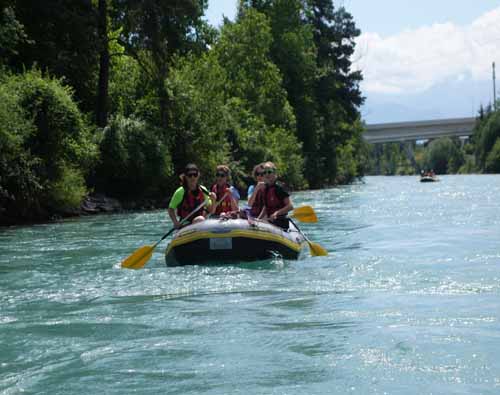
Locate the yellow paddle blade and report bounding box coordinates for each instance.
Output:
[292,205,318,223]
[308,241,328,257]
[121,245,154,269]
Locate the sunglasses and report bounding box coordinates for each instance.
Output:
[186,172,199,178]
[255,172,264,177]
[216,172,227,178]
[263,169,276,175]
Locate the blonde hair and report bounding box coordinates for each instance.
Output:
[216,165,230,176]
[263,161,277,170]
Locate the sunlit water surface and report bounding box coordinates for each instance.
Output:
[1,175,499,394]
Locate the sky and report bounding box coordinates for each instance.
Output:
[206,1,500,123]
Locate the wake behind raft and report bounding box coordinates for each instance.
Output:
[165,218,307,266]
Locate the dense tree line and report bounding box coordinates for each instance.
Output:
[0,0,366,224]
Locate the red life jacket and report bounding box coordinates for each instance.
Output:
[250,188,265,217]
[211,183,233,215]
[264,184,286,216]
[177,186,207,221]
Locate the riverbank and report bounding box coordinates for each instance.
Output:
[0,194,168,227]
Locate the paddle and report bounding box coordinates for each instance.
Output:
[290,205,318,223]
[289,217,328,257]
[121,199,208,270]
[206,189,231,219]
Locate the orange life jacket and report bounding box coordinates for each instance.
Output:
[177,186,207,221]
[264,184,286,216]
[250,188,265,217]
[211,183,233,215]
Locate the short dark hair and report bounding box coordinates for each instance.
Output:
[184,163,199,173]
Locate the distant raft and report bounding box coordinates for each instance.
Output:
[420,176,439,182]
[165,218,307,266]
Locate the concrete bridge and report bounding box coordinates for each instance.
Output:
[363,117,477,144]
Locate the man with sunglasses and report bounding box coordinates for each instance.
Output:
[168,164,215,229]
[251,162,293,229]
[210,165,240,217]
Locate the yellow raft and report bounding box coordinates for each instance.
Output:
[165,218,306,266]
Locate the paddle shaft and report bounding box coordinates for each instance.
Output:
[206,190,231,219]
[157,199,208,247]
[288,218,308,240]
[161,190,231,244]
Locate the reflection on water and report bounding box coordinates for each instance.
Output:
[1,175,500,394]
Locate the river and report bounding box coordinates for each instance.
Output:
[1,175,499,394]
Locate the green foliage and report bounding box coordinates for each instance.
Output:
[240,1,364,187]
[8,70,98,179]
[167,54,229,178]
[216,9,295,129]
[0,70,97,221]
[0,5,28,63]
[484,138,500,173]
[108,54,143,117]
[475,110,500,170]
[0,75,41,219]
[365,142,415,176]
[215,9,305,187]
[424,137,464,174]
[9,0,99,112]
[458,155,477,174]
[1,0,371,223]
[47,167,87,210]
[113,0,213,126]
[96,115,172,197]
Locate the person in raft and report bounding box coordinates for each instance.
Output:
[210,165,240,218]
[168,164,216,229]
[251,161,293,229]
[242,163,265,219]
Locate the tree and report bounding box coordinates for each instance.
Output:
[215,8,305,187]
[424,137,464,174]
[474,110,500,171]
[239,0,365,187]
[9,0,99,113]
[96,0,110,127]
[0,4,28,65]
[112,0,212,129]
[0,70,97,221]
[485,138,500,173]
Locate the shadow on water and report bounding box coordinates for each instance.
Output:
[167,254,291,271]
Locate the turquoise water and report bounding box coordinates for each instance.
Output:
[1,175,499,394]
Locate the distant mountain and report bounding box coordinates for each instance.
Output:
[361,76,493,124]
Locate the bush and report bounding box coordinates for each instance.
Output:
[458,155,477,174]
[47,167,87,211]
[0,79,41,221]
[424,137,464,174]
[0,70,96,221]
[96,115,172,197]
[485,138,500,173]
[475,111,500,170]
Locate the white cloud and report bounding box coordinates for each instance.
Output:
[353,6,500,94]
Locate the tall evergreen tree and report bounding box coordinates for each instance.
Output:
[9,0,99,113]
[96,0,110,127]
[305,0,364,185]
[112,0,211,127]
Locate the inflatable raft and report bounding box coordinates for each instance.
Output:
[165,218,307,266]
[420,176,439,182]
